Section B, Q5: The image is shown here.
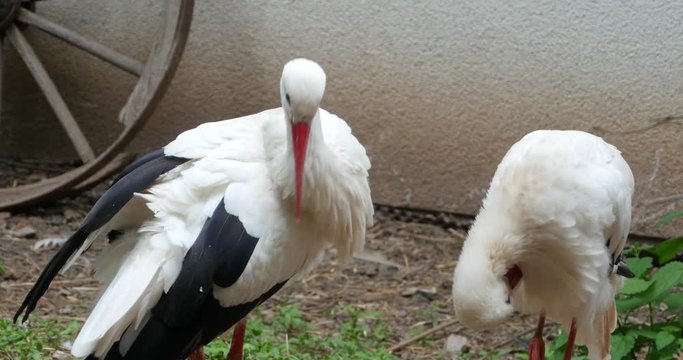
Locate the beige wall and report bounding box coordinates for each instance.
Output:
[1,1,682,237]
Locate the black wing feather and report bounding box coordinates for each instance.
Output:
[119,281,286,360]
[14,153,188,323]
[99,199,287,359]
[159,198,260,327]
[82,153,188,232]
[110,149,166,185]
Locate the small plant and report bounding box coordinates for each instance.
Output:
[204,304,398,360]
[0,260,5,276]
[545,211,683,360]
[419,304,441,327]
[0,319,79,359]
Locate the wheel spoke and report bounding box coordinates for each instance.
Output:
[8,25,96,163]
[17,9,143,76]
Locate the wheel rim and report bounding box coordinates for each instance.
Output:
[0,0,194,210]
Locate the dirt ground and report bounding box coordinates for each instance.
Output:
[0,182,551,360]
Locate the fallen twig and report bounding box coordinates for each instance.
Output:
[352,251,402,269]
[643,193,683,206]
[491,323,554,348]
[447,228,466,240]
[389,318,460,353]
[412,233,454,244]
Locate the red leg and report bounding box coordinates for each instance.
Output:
[563,318,577,360]
[528,312,545,360]
[227,318,248,360]
[188,347,204,360]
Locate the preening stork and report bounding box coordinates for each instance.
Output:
[14,58,374,360]
[451,130,634,360]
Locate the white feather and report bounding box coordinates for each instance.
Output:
[69,59,373,358]
[452,130,633,360]
[69,106,372,356]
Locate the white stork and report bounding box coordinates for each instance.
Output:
[451,130,634,360]
[14,58,374,360]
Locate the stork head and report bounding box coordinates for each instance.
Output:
[280,58,326,222]
[451,229,523,329]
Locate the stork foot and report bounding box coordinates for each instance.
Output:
[563,318,577,360]
[227,318,248,360]
[188,347,204,360]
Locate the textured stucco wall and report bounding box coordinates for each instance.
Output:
[1,1,682,237]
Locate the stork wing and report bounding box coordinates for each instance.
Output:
[14,151,188,323]
[70,112,282,357]
[113,198,287,358]
[318,109,375,258]
[16,109,278,325]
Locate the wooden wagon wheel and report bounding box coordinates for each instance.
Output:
[0,0,194,209]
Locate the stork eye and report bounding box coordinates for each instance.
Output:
[285,93,291,104]
[504,264,523,290]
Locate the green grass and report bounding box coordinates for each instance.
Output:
[7,213,679,360]
[1,305,397,360]
[0,319,79,360]
[205,305,398,360]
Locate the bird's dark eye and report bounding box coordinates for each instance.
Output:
[285,93,291,104]
[504,264,523,290]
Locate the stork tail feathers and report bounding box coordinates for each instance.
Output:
[14,229,90,323]
[587,301,616,360]
[71,240,169,358]
[14,150,188,325]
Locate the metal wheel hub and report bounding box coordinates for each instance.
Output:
[0,0,33,33]
[0,0,21,33]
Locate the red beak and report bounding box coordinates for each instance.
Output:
[291,121,311,223]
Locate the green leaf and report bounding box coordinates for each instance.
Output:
[611,333,636,360]
[620,278,654,295]
[59,321,80,336]
[204,339,228,359]
[658,210,683,226]
[652,237,683,264]
[544,333,569,359]
[624,257,653,278]
[662,292,683,311]
[617,291,648,311]
[627,327,658,340]
[655,331,676,350]
[659,324,682,334]
[649,261,683,300]
[617,261,683,312]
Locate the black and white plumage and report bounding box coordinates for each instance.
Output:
[15,58,373,359]
[451,130,634,360]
